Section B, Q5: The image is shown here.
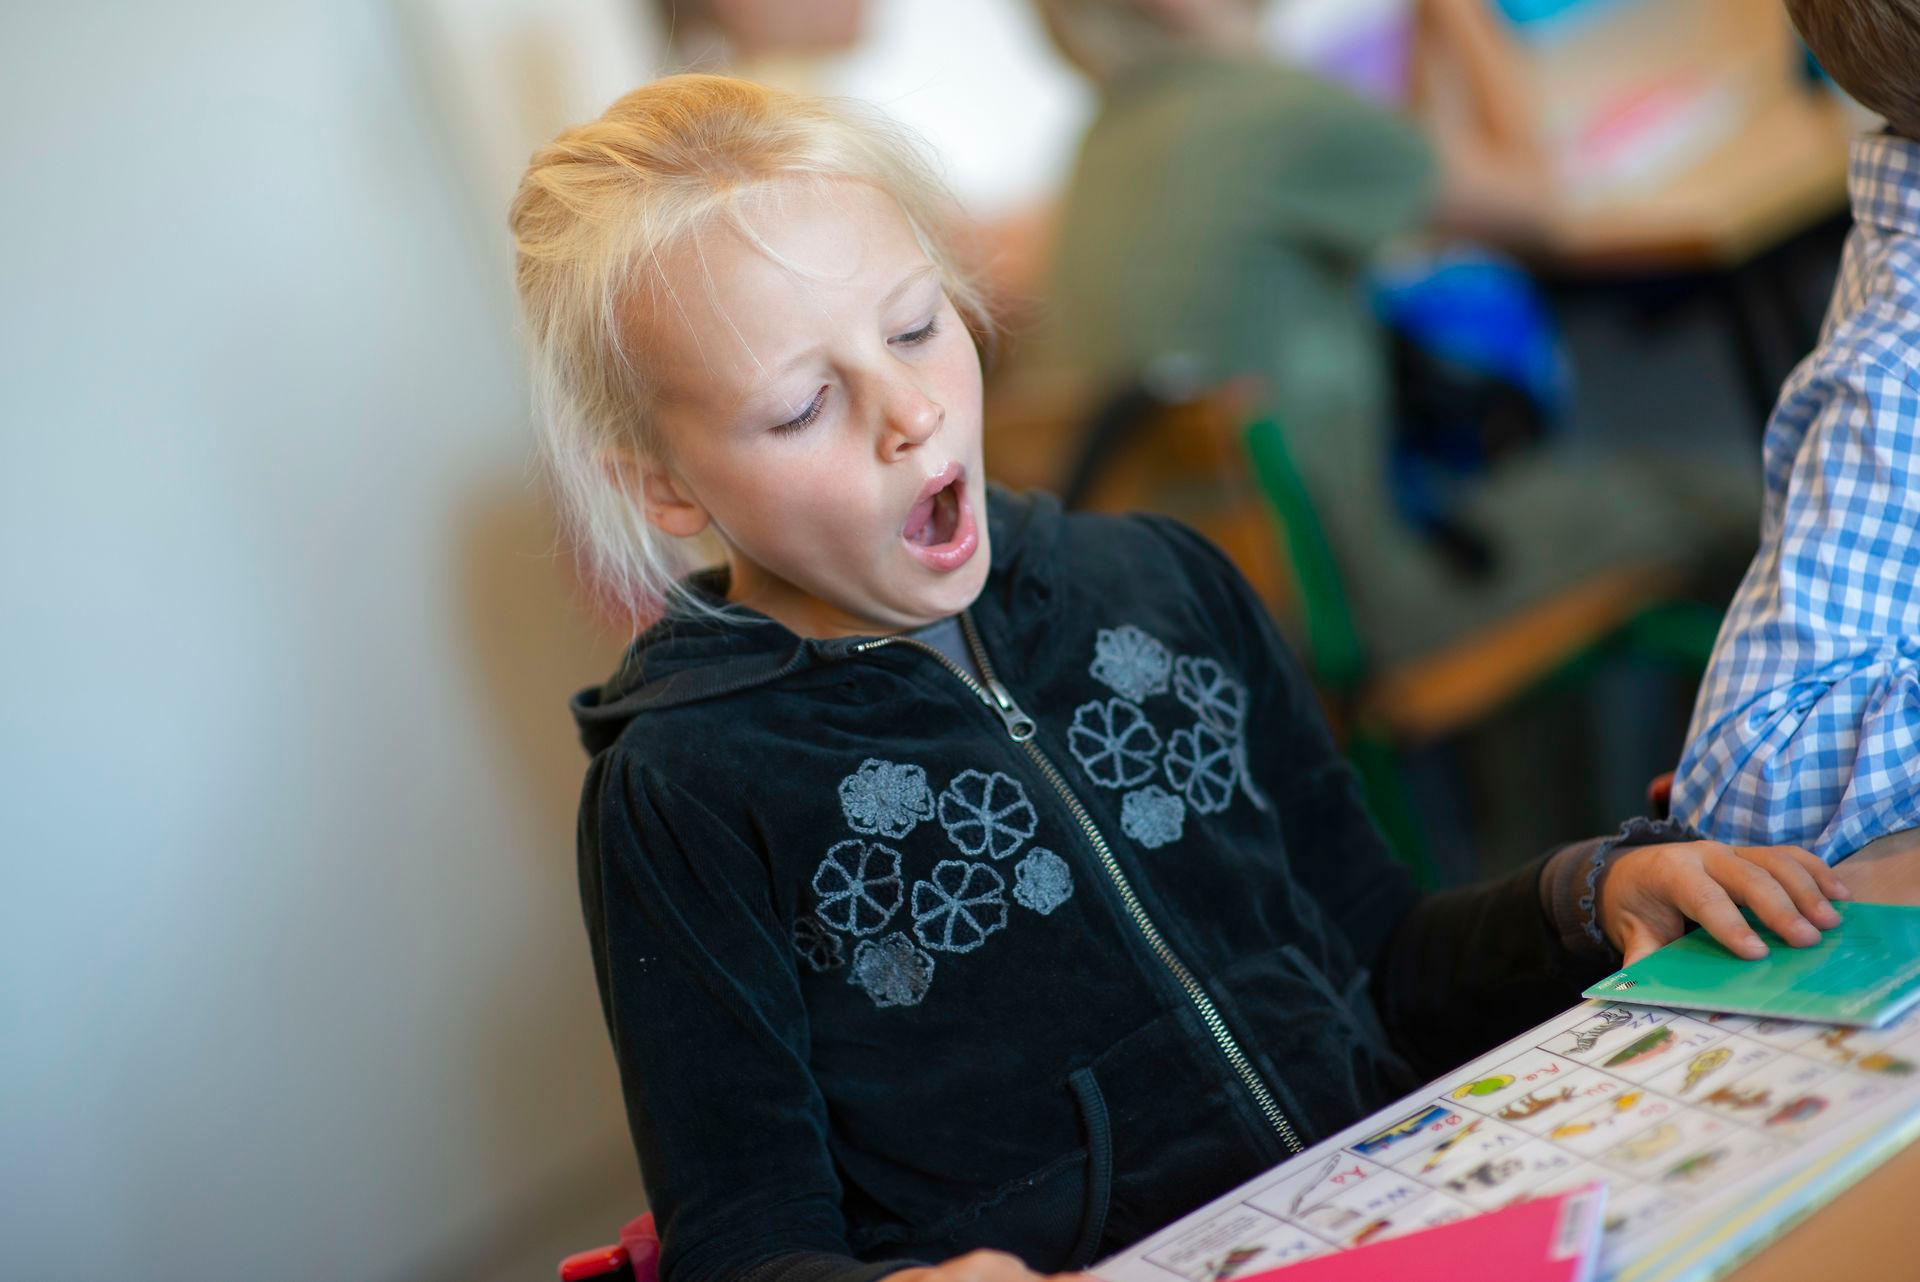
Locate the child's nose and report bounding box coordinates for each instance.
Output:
[877,382,942,458]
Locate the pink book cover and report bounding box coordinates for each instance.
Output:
[1235,1185,1606,1282]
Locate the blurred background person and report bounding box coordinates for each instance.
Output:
[1030,0,1760,672]
[1268,0,1556,247]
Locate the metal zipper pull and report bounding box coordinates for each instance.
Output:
[852,632,1031,740]
[958,612,1036,742]
[981,674,1037,742]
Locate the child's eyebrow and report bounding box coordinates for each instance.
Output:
[880,264,939,309]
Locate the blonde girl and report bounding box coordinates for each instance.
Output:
[510,74,1848,1282]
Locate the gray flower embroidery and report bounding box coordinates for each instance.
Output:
[848,931,935,1008]
[938,769,1038,860]
[910,859,1009,954]
[838,757,934,839]
[1164,722,1239,814]
[1090,624,1173,702]
[812,839,904,936]
[1121,785,1187,849]
[1012,849,1074,915]
[792,916,845,972]
[1173,656,1249,739]
[1067,698,1162,789]
[1121,783,1182,852]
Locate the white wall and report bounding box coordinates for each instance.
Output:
[1,3,641,1277]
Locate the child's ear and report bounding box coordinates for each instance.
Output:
[602,447,711,539]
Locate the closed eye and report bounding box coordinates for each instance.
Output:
[891,317,940,347]
[772,386,827,435]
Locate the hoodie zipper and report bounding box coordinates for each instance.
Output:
[854,613,1304,1155]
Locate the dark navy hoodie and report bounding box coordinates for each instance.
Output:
[571,489,1682,1282]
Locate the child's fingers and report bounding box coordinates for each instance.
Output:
[1619,918,1666,966]
[929,1249,1040,1282]
[1673,870,1769,959]
[1776,844,1850,900]
[1706,849,1821,947]
[1740,846,1842,928]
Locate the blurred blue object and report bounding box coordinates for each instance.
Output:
[1372,247,1571,574]
[1374,247,1569,417]
[1493,0,1621,31]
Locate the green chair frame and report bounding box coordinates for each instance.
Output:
[1240,415,1720,886]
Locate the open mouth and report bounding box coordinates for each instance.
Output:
[904,473,961,547]
[900,463,979,572]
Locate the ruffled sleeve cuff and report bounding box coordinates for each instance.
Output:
[1539,816,1704,965]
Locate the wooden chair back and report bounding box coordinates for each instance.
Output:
[1065,386,1294,618]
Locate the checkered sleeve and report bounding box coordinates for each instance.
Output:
[1674,354,1920,863]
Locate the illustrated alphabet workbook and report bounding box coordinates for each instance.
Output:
[1097,1000,1920,1282]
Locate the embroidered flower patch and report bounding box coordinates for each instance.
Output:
[1012,849,1073,915]
[1089,624,1172,702]
[848,931,935,1007]
[837,758,934,839]
[1173,656,1249,738]
[1121,784,1187,849]
[791,915,845,972]
[938,769,1038,860]
[910,859,1009,953]
[812,839,904,936]
[1067,698,1162,789]
[1164,722,1239,814]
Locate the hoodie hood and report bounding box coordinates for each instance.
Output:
[571,486,1061,756]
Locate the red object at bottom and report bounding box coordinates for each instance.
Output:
[1648,771,1675,819]
[557,1212,658,1282]
[558,1243,629,1282]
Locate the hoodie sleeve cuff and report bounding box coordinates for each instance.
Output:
[1540,816,1705,965]
[735,1252,927,1282]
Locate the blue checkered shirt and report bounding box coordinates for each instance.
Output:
[1674,131,1920,864]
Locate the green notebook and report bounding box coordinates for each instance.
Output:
[1583,901,1920,1028]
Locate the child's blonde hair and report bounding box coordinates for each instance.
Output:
[508,74,993,626]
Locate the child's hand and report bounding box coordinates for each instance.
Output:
[1599,841,1850,964]
[884,1251,1097,1282]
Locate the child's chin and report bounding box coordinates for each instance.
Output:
[925,545,991,610]
[880,564,986,630]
